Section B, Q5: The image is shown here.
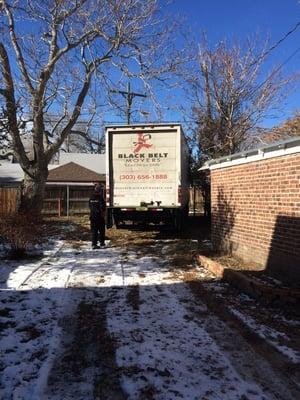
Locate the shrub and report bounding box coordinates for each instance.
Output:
[0,212,42,258]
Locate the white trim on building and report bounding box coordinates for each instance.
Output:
[45,182,96,186]
[200,136,300,171]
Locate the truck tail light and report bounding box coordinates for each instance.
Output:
[178,185,182,204]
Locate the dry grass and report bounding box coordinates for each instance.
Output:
[211,254,264,272]
[42,216,90,240]
[0,213,43,258]
[95,276,106,284]
[42,215,206,278]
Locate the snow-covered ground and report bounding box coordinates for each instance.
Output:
[0,237,299,400]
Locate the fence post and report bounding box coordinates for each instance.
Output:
[66,186,69,217]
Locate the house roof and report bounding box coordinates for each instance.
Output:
[47,162,104,182]
[0,160,105,185]
[58,152,106,174]
[0,163,23,184]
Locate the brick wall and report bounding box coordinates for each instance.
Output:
[211,153,300,285]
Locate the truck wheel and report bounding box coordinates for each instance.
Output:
[113,213,121,229]
[182,205,189,228]
[174,210,183,232]
[112,212,121,229]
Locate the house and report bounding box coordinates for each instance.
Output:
[0,153,106,216]
[0,162,24,187]
[0,163,23,214]
[44,161,105,216]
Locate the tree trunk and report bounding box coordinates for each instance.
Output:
[19,167,48,216]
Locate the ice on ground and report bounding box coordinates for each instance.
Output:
[229,307,300,364]
[0,238,299,400]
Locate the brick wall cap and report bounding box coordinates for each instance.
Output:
[200,136,300,170]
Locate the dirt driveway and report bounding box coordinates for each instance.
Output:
[0,217,299,399]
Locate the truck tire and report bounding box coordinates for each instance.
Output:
[174,209,183,232]
[112,212,121,229]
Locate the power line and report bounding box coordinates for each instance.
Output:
[110,82,147,124]
[265,20,300,55]
[251,20,300,66]
[252,45,300,96]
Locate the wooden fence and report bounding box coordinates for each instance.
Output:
[0,187,20,214]
[42,185,94,216]
[189,186,204,215]
[0,185,205,217]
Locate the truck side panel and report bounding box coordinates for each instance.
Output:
[180,132,191,209]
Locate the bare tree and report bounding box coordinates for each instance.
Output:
[0,104,31,161]
[256,110,300,144]
[0,108,11,160]
[0,0,183,215]
[44,113,105,154]
[188,37,295,164]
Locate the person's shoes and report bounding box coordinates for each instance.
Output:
[100,242,105,248]
[92,245,100,249]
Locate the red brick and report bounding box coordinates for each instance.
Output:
[211,153,300,285]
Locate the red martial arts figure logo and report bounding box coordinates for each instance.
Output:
[133,133,152,153]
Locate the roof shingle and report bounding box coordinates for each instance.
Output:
[47,162,104,182]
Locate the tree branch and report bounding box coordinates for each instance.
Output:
[0,42,30,168]
[45,68,94,161]
[2,1,35,94]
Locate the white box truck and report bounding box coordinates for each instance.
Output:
[105,124,190,230]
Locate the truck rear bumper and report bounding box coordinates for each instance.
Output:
[107,207,186,230]
[109,207,181,227]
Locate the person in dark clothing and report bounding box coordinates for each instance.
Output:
[89,183,106,249]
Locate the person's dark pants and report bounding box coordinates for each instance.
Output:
[90,217,105,246]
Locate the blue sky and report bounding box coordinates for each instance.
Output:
[3,1,300,129]
[112,0,300,128]
[165,0,300,127]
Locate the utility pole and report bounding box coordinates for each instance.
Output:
[111,82,147,124]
